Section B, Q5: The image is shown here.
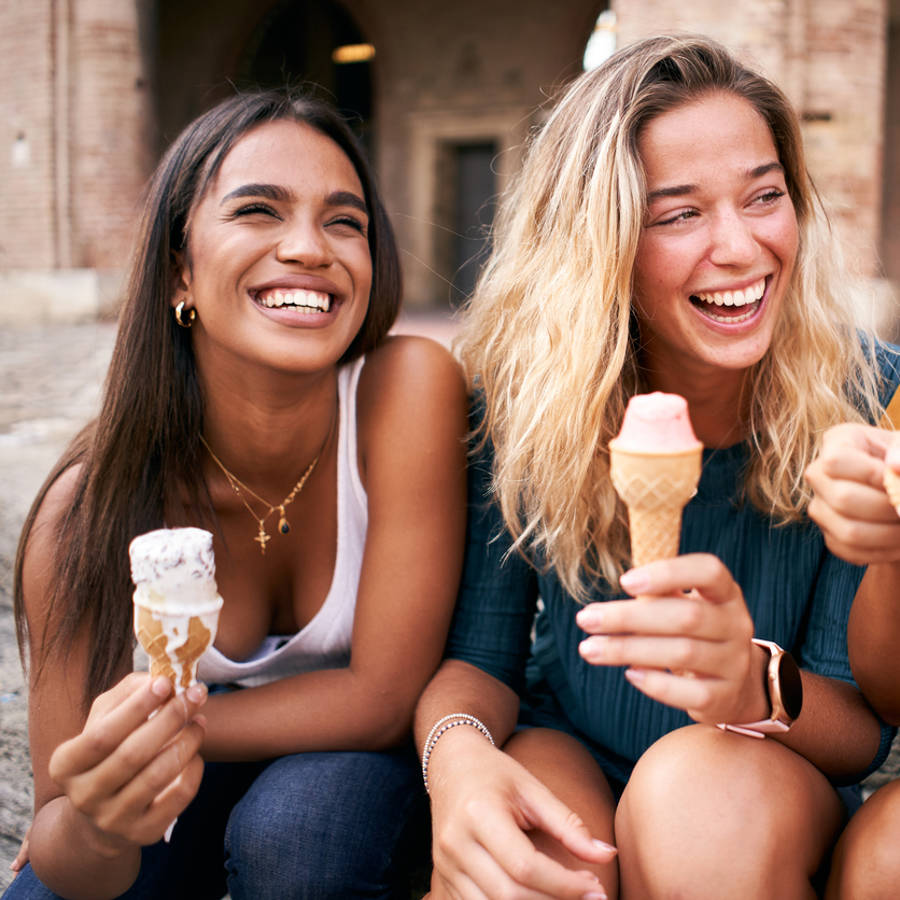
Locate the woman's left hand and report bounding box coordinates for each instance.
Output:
[576,554,767,725]
[805,423,900,565]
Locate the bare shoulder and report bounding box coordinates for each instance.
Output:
[356,335,468,473]
[361,333,464,389]
[358,334,467,426]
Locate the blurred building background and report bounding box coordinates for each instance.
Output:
[1,0,898,336]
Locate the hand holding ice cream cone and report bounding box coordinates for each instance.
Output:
[806,423,900,566]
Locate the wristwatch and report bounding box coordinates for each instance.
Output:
[716,639,803,739]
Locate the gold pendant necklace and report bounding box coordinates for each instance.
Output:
[200,413,333,554]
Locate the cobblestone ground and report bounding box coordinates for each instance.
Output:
[0,320,117,890]
[0,312,457,891]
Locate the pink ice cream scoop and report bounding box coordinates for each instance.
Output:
[609,392,703,566]
[611,392,703,454]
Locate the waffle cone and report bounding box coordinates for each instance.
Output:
[885,466,900,513]
[134,602,220,693]
[609,444,702,567]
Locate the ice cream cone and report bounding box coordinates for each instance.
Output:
[884,465,900,514]
[609,446,703,566]
[133,600,221,693]
[130,527,223,694]
[609,393,703,568]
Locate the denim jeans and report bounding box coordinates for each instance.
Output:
[3,747,429,900]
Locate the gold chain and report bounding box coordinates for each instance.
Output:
[200,413,333,554]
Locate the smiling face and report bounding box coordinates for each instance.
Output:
[175,118,373,378]
[632,91,799,386]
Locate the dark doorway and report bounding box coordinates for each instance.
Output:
[438,140,497,306]
[238,1,374,151]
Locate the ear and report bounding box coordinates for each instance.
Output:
[169,250,192,310]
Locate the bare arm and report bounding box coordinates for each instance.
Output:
[848,563,900,724]
[200,336,469,759]
[806,424,900,723]
[22,469,207,899]
[415,660,615,899]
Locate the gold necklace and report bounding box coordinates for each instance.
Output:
[200,420,331,555]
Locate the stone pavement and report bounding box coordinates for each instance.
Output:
[0,311,458,891]
[0,320,118,890]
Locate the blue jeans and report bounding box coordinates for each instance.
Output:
[3,748,429,899]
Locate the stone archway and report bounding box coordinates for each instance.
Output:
[235,0,374,151]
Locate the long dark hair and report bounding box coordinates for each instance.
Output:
[14,90,402,706]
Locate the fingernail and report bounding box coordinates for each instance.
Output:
[151,676,173,697]
[624,667,646,686]
[186,683,207,704]
[620,569,649,593]
[593,838,617,853]
[580,637,607,660]
[583,891,607,900]
[192,713,208,729]
[576,607,602,628]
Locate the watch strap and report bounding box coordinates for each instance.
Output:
[715,639,796,738]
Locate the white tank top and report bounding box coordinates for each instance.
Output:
[197,357,367,688]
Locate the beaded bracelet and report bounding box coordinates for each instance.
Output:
[421,713,495,793]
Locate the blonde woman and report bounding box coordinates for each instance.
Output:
[415,35,900,899]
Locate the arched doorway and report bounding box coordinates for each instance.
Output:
[236,0,374,151]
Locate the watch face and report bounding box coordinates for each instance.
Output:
[777,652,803,721]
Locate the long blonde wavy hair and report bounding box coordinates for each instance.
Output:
[456,34,885,602]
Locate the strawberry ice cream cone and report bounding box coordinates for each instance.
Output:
[609,393,703,568]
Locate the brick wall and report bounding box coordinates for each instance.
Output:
[0,0,895,320]
[614,0,890,279]
[1,0,57,269]
[1,0,154,278]
[68,0,156,270]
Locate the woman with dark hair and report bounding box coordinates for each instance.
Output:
[7,90,467,899]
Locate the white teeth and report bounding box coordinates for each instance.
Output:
[256,289,331,312]
[705,307,756,324]
[695,278,765,308]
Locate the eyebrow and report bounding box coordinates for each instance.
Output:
[222,183,292,204]
[221,183,369,215]
[645,162,785,203]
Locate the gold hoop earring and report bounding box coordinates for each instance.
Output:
[174,301,195,328]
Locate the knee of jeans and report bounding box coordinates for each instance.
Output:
[2,864,58,899]
[224,755,417,897]
[225,814,395,898]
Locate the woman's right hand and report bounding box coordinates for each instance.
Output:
[427,727,614,899]
[48,672,207,853]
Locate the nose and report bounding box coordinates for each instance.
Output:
[275,219,333,268]
[707,208,758,268]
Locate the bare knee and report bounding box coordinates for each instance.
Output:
[616,725,841,900]
[828,780,900,900]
